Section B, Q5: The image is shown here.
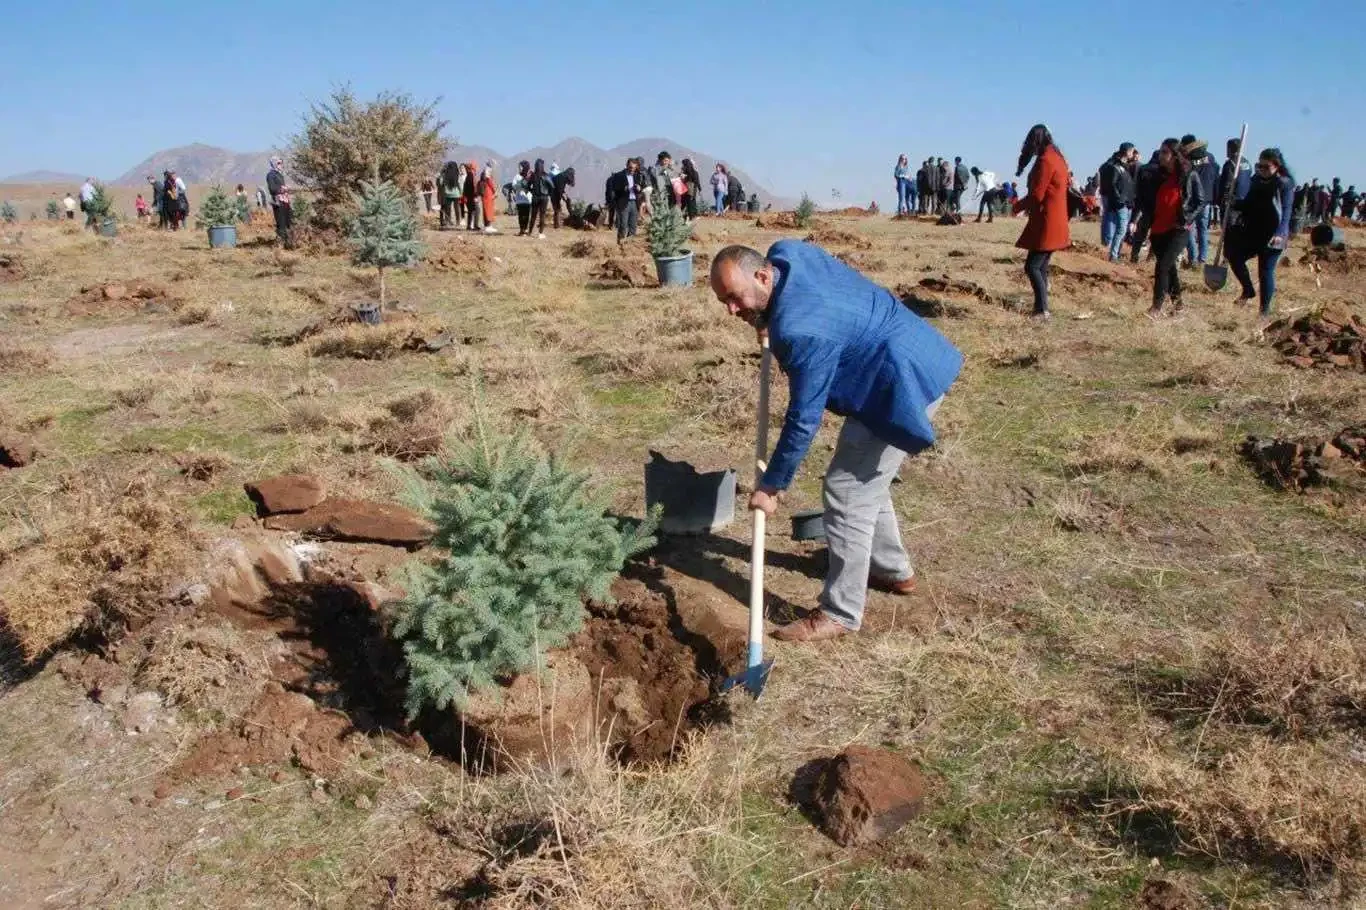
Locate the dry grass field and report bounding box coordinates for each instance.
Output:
[1,201,1364,909]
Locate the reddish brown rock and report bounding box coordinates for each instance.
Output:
[0,434,37,468]
[263,498,433,548]
[102,284,129,301]
[808,745,927,846]
[244,474,325,516]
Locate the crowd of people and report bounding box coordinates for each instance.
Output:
[1010,124,1310,323]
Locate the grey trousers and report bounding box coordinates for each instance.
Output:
[819,400,940,630]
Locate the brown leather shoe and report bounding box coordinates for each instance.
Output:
[870,574,916,596]
[772,612,851,642]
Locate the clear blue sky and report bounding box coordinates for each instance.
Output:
[2,0,1363,207]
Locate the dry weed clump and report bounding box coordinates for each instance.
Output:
[112,383,156,409]
[307,315,447,360]
[434,741,732,908]
[1100,737,1366,880]
[1063,430,1168,479]
[0,341,53,374]
[133,621,275,719]
[1137,627,1366,739]
[0,486,203,660]
[364,388,463,459]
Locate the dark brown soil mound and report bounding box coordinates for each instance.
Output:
[805,228,872,251]
[1240,427,1366,491]
[63,281,176,316]
[1299,246,1366,276]
[426,241,491,274]
[0,253,23,282]
[589,256,655,288]
[1265,303,1365,371]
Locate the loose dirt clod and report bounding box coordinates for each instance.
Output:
[427,242,492,274]
[0,253,25,282]
[64,281,176,316]
[1264,303,1365,371]
[1239,426,1366,491]
[804,745,927,846]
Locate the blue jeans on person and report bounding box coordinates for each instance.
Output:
[1185,204,1211,263]
[896,178,912,215]
[1102,206,1131,261]
[714,190,724,215]
[1228,242,1283,316]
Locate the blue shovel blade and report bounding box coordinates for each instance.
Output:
[720,659,774,699]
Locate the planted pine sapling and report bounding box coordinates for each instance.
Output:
[388,404,659,717]
[795,193,816,228]
[234,193,251,224]
[195,185,237,229]
[347,179,423,308]
[1,201,16,224]
[86,183,114,220]
[647,192,692,259]
[46,200,60,220]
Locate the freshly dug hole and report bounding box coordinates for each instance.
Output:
[193,562,741,775]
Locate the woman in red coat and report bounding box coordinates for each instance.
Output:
[1012,124,1071,320]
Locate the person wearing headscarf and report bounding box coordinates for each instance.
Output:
[479,161,498,233]
[462,161,481,230]
[266,156,291,245]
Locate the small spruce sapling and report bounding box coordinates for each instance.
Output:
[388,402,659,717]
[86,183,114,221]
[195,185,237,230]
[647,192,692,259]
[795,193,816,228]
[348,179,424,308]
[0,201,16,224]
[45,200,60,220]
[291,194,312,229]
[234,193,251,224]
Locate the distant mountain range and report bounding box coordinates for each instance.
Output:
[2,137,787,204]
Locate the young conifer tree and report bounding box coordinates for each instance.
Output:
[46,200,60,220]
[348,179,423,308]
[195,185,237,229]
[389,405,658,718]
[646,191,692,259]
[1,201,17,224]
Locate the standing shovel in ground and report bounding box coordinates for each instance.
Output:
[1204,122,1249,292]
[721,337,775,699]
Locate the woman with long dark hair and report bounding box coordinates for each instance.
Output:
[1011,124,1070,321]
[1226,148,1295,319]
[680,158,702,221]
[528,158,552,239]
[1144,138,1206,319]
[512,161,533,236]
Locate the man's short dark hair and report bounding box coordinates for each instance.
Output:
[710,245,767,280]
[1119,141,1135,154]
[657,150,671,162]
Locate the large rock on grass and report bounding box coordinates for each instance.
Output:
[808,745,927,846]
[244,473,326,516]
[263,498,433,548]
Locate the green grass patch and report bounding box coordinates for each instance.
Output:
[193,487,254,524]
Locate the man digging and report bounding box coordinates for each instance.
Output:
[710,241,963,642]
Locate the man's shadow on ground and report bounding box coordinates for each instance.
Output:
[646,531,826,625]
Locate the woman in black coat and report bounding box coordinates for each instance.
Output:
[1227,148,1295,319]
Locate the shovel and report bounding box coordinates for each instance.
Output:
[1204,122,1248,292]
[721,337,775,699]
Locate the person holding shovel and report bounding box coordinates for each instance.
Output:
[708,241,963,643]
[1225,148,1295,320]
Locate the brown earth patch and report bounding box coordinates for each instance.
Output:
[1049,252,1140,290]
[564,238,597,259]
[1299,246,1366,276]
[1264,302,1365,371]
[427,241,492,274]
[804,228,872,251]
[589,256,655,288]
[837,251,889,273]
[893,284,970,319]
[63,281,177,317]
[1239,426,1366,493]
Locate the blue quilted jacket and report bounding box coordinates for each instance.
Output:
[760,240,963,490]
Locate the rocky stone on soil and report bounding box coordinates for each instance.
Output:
[1264,303,1365,372]
[807,745,927,846]
[244,473,326,516]
[1240,426,1366,491]
[262,498,434,549]
[120,691,165,734]
[0,433,37,468]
